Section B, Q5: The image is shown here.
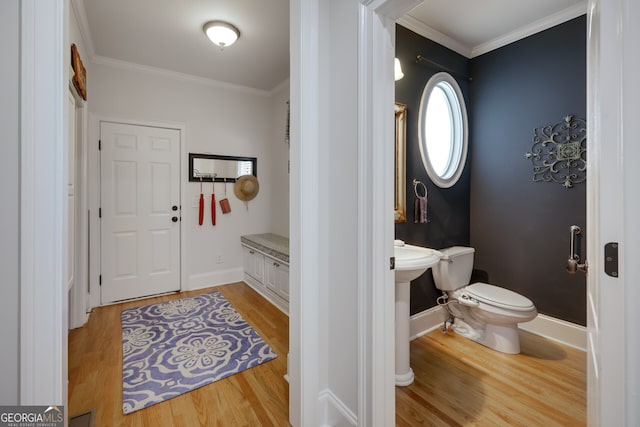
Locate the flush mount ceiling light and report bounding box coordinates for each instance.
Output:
[203,21,240,48]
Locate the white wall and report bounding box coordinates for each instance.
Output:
[88,61,288,293]
[268,81,291,237]
[0,0,20,404]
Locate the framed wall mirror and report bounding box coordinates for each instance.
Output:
[188,153,257,182]
[395,103,407,223]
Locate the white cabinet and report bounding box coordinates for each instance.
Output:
[243,246,264,283]
[242,243,289,314]
[265,259,289,300]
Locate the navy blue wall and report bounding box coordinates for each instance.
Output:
[469,16,587,325]
[395,26,472,314]
[395,16,587,324]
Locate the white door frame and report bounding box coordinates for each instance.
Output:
[290,0,420,425]
[19,0,68,408]
[88,116,187,308]
[356,1,423,425]
[587,0,640,424]
[68,82,89,329]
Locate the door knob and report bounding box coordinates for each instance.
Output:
[172,216,178,223]
[172,205,178,211]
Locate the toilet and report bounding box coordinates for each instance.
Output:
[432,246,537,354]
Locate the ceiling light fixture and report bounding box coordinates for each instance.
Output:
[203,21,240,49]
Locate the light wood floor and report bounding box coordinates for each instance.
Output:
[70,282,586,426]
[396,328,586,426]
[68,282,290,427]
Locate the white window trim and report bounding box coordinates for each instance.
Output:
[418,72,468,188]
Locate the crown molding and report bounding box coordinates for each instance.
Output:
[70,0,95,60]
[471,3,588,57]
[399,2,588,59]
[92,55,274,97]
[397,15,472,58]
[268,78,291,97]
[363,0,423,21]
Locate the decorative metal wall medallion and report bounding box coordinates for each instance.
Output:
[525,115,586,188]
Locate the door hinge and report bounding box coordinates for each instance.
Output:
[604,242,619,278]
[390,256,395,270]
[98,139,101,150]
[99,274,102,286]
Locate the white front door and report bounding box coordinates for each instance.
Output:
[100,122,181,303]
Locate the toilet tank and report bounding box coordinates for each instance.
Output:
[432,246,475,291]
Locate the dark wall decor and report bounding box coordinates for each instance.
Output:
[395,16,587,325]
[525,114,587,188]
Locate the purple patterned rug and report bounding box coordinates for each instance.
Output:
[121,291,277,414]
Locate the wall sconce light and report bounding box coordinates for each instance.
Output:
[203,21,241,48]
[395,58,404,81]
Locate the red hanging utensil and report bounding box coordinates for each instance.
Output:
[198,178,204,226]
[220,178,231,214]
[211,181,216,226]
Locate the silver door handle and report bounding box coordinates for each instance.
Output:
[567,225,588,274]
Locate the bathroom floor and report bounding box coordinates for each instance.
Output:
[396,328,586,426]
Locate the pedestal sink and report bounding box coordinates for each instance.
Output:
[394,240,443,386]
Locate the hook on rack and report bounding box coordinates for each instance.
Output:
[193,170,217,181]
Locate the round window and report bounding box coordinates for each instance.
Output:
[418,72,468,188]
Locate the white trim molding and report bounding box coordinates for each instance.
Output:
[20,0,68,407]
[471,3,588,57]
[410,307,587,351]
[357,2,422,426]
[288,0,321,424]
[92,55,274,98]
[69,0,95,59]
[397,14,472,58]
[520,314,586,351]
[67,82,90,330]
[398,2,588,59]
[187,269,244,292]
[319,389,357,427]
[409,306,445,340]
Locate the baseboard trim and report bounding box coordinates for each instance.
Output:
[409,306,444,340]
[242,275,289,316]
[409,307,586,351]
[187,268,243,291]
[319,388,357,427]
[520,313,586,351]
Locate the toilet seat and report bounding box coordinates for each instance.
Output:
[463,283,535,312]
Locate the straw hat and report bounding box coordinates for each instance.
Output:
[233,175,260,201]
